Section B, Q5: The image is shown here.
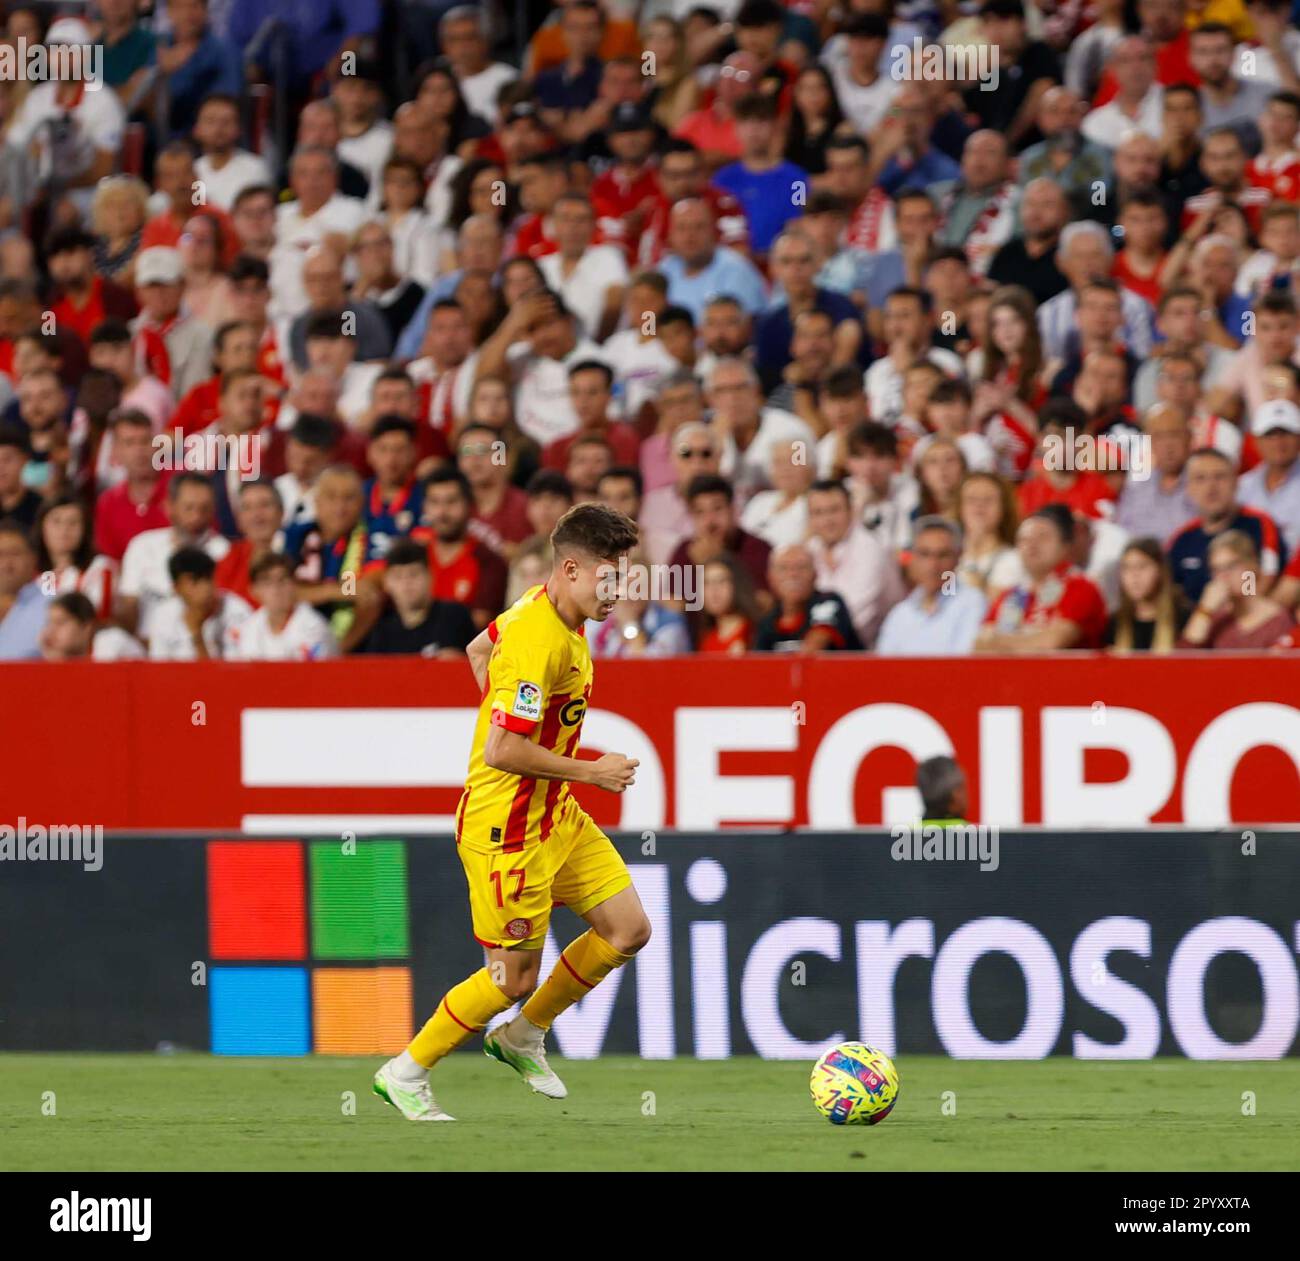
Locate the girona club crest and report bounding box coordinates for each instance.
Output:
[505,917,533,940]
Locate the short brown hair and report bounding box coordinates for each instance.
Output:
[551,502,639,560]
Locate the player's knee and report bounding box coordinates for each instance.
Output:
[610,914,652,955]
[499,972,537,1002]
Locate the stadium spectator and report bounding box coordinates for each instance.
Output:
[193,95,274,213]
[1037,221,1155,363]
[1168,447,1286,602]
[932,130,1021,277]
[35,495,116,620]
[0,518,49,659]
[845,421,917,556]
[46,226,137,349]
[456,423,531,560]
[232,552,340,660]
[975,504,1109,650]
[707,357,814,504]
[805,477,902,646]
[1017,400,1121,521]
[415,465,508,629]
[587,551,692,656]
[1237,397,1300,550]
[1016,87,1111,208]
[696,554,762,653]
[1081,37,1163,150]
[92,410,171,561]
[1106,537,1190,650]
[713,93,808,258]
[987,179,1072,307]
[118,471,231,642]
[755,232,862,392]
[670,473,772,598]
[539,195,629,343]
[660,199,767,323]
[475,290,604,448]
[1179,528,1296,646]
[285,463,383,648]
[38,590,144,661]
[276,413,337,532]
[755,542,863,651]
[543,361,641,474]
[1115,403,1199,541]
[878,515,986,655]
[358,537,476,656]
[215,480,285,606]
[966,1,1061,148]
[740,439,814,547]
[130,246,215,400]
[956,471,1023,597]
[147,545,251,660]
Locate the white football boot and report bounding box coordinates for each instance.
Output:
[483,1017,568,1099]
[372,1059,456,1121]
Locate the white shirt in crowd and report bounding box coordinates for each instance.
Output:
[338,121,395,194]
[148,591,252,659]
[507,338,608,446]
[739,490,809,548]
[826,62,900,136]
[119,527,231,644]
[539,245,630,341]
[1080,86,1164,149]
[863,348,963,426]
[719,408,817,507]
[807,523,904,647]
[458,63,519,126]
[195,149,274,210]
[230,602,339,661]
[269,193,368,320]
[601,329,680,422]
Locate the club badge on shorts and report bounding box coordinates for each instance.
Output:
[505,917,533,940]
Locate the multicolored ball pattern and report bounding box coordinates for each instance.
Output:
[810,1042,900,1126]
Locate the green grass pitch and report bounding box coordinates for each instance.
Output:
[2,1054,1298,1172]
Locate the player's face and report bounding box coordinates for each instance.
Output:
[570,550,625,621]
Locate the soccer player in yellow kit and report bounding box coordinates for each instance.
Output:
[374,503,648,1121]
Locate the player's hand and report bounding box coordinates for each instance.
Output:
[587,753,639,794]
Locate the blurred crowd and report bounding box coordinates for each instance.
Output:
[2,0,1300,661]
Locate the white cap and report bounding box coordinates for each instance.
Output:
[1251,398,1300,437]
[46,17,92,45]
[135,246,184,286]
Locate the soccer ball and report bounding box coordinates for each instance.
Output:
[810,1042,900,1126]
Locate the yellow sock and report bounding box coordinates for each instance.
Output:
[521,930,633,1031]
[407,968,513,1068]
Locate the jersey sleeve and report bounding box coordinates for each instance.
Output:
[486,615,558,735]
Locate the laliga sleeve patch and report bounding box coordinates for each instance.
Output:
[512,680,543,721]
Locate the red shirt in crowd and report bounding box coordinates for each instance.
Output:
[1093,31,1197,105]
[93,473,172,561]
[49,276,137,346]
[214,539,260,607]
[470,485,532,553]
[411,533,508,623]
[590,164,661,260]
[985,562,1109,648]
[542,422,642,472]
[1017,469,1118,521]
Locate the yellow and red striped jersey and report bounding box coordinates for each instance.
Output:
[455,585,593,853]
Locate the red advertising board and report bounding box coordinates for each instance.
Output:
[3,655,1298,830]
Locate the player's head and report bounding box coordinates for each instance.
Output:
[549,502,639,622]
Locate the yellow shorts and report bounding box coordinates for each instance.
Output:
[458,800,631,951]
